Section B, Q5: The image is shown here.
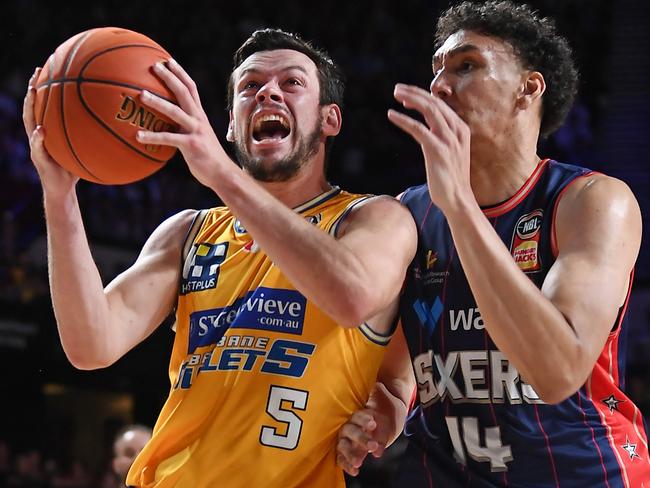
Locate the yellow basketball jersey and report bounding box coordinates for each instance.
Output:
[127,187,392,488]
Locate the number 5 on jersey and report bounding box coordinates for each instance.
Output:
[260,386,309,450]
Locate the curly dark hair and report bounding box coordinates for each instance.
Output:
[435,1,578,137]
[226,28,344,111]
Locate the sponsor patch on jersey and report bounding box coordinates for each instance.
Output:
[188,287,307,353]
[416,250,449,286]
[233,219,247,234]
[181,242,229,295]
[510,210,543,272]
[426,250,438,269]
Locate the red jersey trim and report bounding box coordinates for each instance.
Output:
[587,374,632,488]
[550,171,598,258]
[482,159,549,218]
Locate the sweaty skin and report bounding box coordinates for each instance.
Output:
[337,29,641,476]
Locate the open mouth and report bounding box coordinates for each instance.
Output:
[252,114,291,142]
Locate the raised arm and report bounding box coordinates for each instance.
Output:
[215,190,417,330]
[388,83,642,403]
[23,68,193,370]
[443,173,640,403]
[136,60,418,331]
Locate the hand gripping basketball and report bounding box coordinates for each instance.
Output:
[135,59,232,190]
[33,27,179,185]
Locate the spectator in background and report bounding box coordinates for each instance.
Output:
[112,425,152,487]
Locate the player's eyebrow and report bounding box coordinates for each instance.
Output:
[433,44,480,67]
[239,65,309,77]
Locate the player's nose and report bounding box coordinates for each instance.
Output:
[430,72,452,100]
[256,81,283,104]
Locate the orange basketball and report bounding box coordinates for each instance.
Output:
[33,27,178,185]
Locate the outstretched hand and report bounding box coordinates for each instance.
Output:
[137,59,233,189]
[22,67,79,196]
[388,83,472,214]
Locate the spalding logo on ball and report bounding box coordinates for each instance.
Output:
[34,27,178,185]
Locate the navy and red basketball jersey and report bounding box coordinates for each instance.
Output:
[397,159,650,487]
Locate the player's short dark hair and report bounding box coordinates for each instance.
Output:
[227,28,345,111]
[435,1,578,137]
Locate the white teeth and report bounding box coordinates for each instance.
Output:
[254,114,289,131]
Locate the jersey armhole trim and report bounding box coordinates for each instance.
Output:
[327,195,373,237]
[358,317,397,346]
[171,209,210,333]
[550,171,598,258]
[182,209,210,262]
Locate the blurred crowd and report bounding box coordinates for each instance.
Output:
[1,0,649,485]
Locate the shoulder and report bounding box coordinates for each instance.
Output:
[555,173,641,251]
[338,195,417,247]
[140,209,200,256]
[558,172,639,216]
[347,195,415,227]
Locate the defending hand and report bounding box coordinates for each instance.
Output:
[388,83,472,214]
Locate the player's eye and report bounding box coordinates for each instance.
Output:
[242,81,259,90]
[457,61,475,74]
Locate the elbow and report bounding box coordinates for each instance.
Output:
[519,338,594,404]
[526,365,590,405]
[64,347,116,371]
[334,287,382,329]
[535,383,578,405]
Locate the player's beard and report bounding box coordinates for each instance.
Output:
[234,115,323,183]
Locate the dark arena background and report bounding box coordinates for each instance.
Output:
[1,0,649,486]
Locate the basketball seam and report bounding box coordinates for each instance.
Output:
[77,84,169,164]
[76,42,174,165]
[37,54,55,126]
[78,43,171,79]
[36,78,176,104]
[60,29,105,182]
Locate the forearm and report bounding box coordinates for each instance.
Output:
[206,166,403,327]
[44,191,113,368]
[445,199,583,401]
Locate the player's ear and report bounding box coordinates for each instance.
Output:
[517,71,545,110]
[321,104,342,137]
[226,111,235,142]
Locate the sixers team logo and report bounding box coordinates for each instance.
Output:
[510,210,543,272]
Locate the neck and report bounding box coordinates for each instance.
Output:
[254,160,332,209]
[469,126,541,207]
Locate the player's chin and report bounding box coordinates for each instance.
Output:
[250,144,293,165]
[250,135,291,154]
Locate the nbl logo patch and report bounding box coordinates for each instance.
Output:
[510,210,543,272]
[181,242,229,295]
